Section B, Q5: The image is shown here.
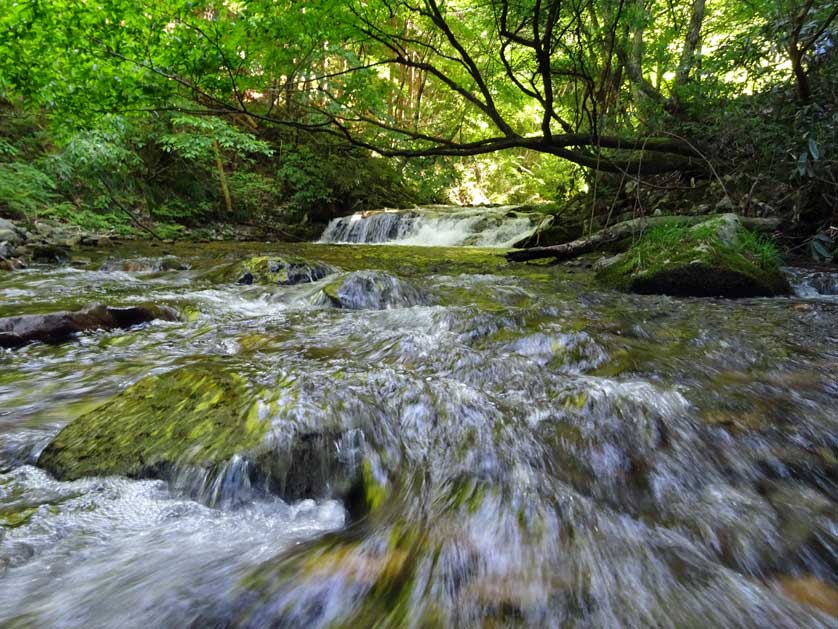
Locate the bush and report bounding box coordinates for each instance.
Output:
[276,144,415,222]
[0,161,56,218]
[226,171,282,219]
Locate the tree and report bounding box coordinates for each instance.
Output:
[160,115,273,217]
[1,0,835,181]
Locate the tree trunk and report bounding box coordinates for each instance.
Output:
[674,0,706,88]
[213,141,233,217]
[789,47,811,103]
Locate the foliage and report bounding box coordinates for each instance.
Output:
[0,161,56,218]
[0,0,835,240]
[159,115,273,162]
[276,144,414,220]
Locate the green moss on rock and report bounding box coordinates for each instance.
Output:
[37,365,269,481]
[596,214,790,297]
[227,255,334,285]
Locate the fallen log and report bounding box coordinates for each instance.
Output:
[0,304,179,349]
[505,214,781,262]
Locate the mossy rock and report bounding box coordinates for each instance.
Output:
[37,365,269,481]
[597,214,790,297]
[321,271,429,310]
[228,255,334,285]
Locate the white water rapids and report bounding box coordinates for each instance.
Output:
[1,242,837,627]
[318,205,543,247]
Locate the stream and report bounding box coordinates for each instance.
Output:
[0,233,836,626]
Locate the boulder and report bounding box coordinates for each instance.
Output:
[29,244,70,264]
[0,303,179,348]
[321,271,429,310]
[0,218,25,246]
[37,365,360,505]
[38,366,269,482]
[512,214,585,249]
[596,214,790,297]
[0,257,26,272]
[222,255,334,285]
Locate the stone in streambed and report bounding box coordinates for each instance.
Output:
[596,214,790,297]
[0,303,179,348]
[29,244,70,264]
[230,255,334,286]
[37,366,268,482]
[321,270,428,310]
[37,365,361,504]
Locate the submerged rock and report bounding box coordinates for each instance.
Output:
[99,256,189,273]
[229,255,334,286]
[321,271,429,310]
[774,576,838,618]
[0,304,179,348]
[38,366,268,482]
[29,244,70,264]
[596,214,790,297]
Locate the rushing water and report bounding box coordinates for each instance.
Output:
[318,206,543,247]
[0,241,837,627]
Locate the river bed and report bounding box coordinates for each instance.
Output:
[0,241,836,627]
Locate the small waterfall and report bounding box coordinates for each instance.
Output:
[785,267,838,301]
[319,206,541,247]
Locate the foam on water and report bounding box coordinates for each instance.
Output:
[0,466,345,627]
[319,205,541,247]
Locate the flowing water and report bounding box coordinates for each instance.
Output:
[0,239,836,627]
[318,205,543,247]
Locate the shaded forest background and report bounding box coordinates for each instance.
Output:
[0,0,835,257]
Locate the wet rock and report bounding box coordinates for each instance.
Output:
[0,257,26,272]
[38,366,269,482]
[671,484,782,573]
[597,214,790,297]
[80,234,112,248]
[766,482,836,566]
[29,244,70,264]
[256,430,363,504]
[809,272,838,295]
[321,271,428,310]
[221,255,334,285]
[0,303,179,348]
[37,365,361,506]
[512,214,585,249]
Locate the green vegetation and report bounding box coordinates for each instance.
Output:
[0,0,834,248]
[597,216,791,296]
[37,365,270,481]
[214,255,335,285]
